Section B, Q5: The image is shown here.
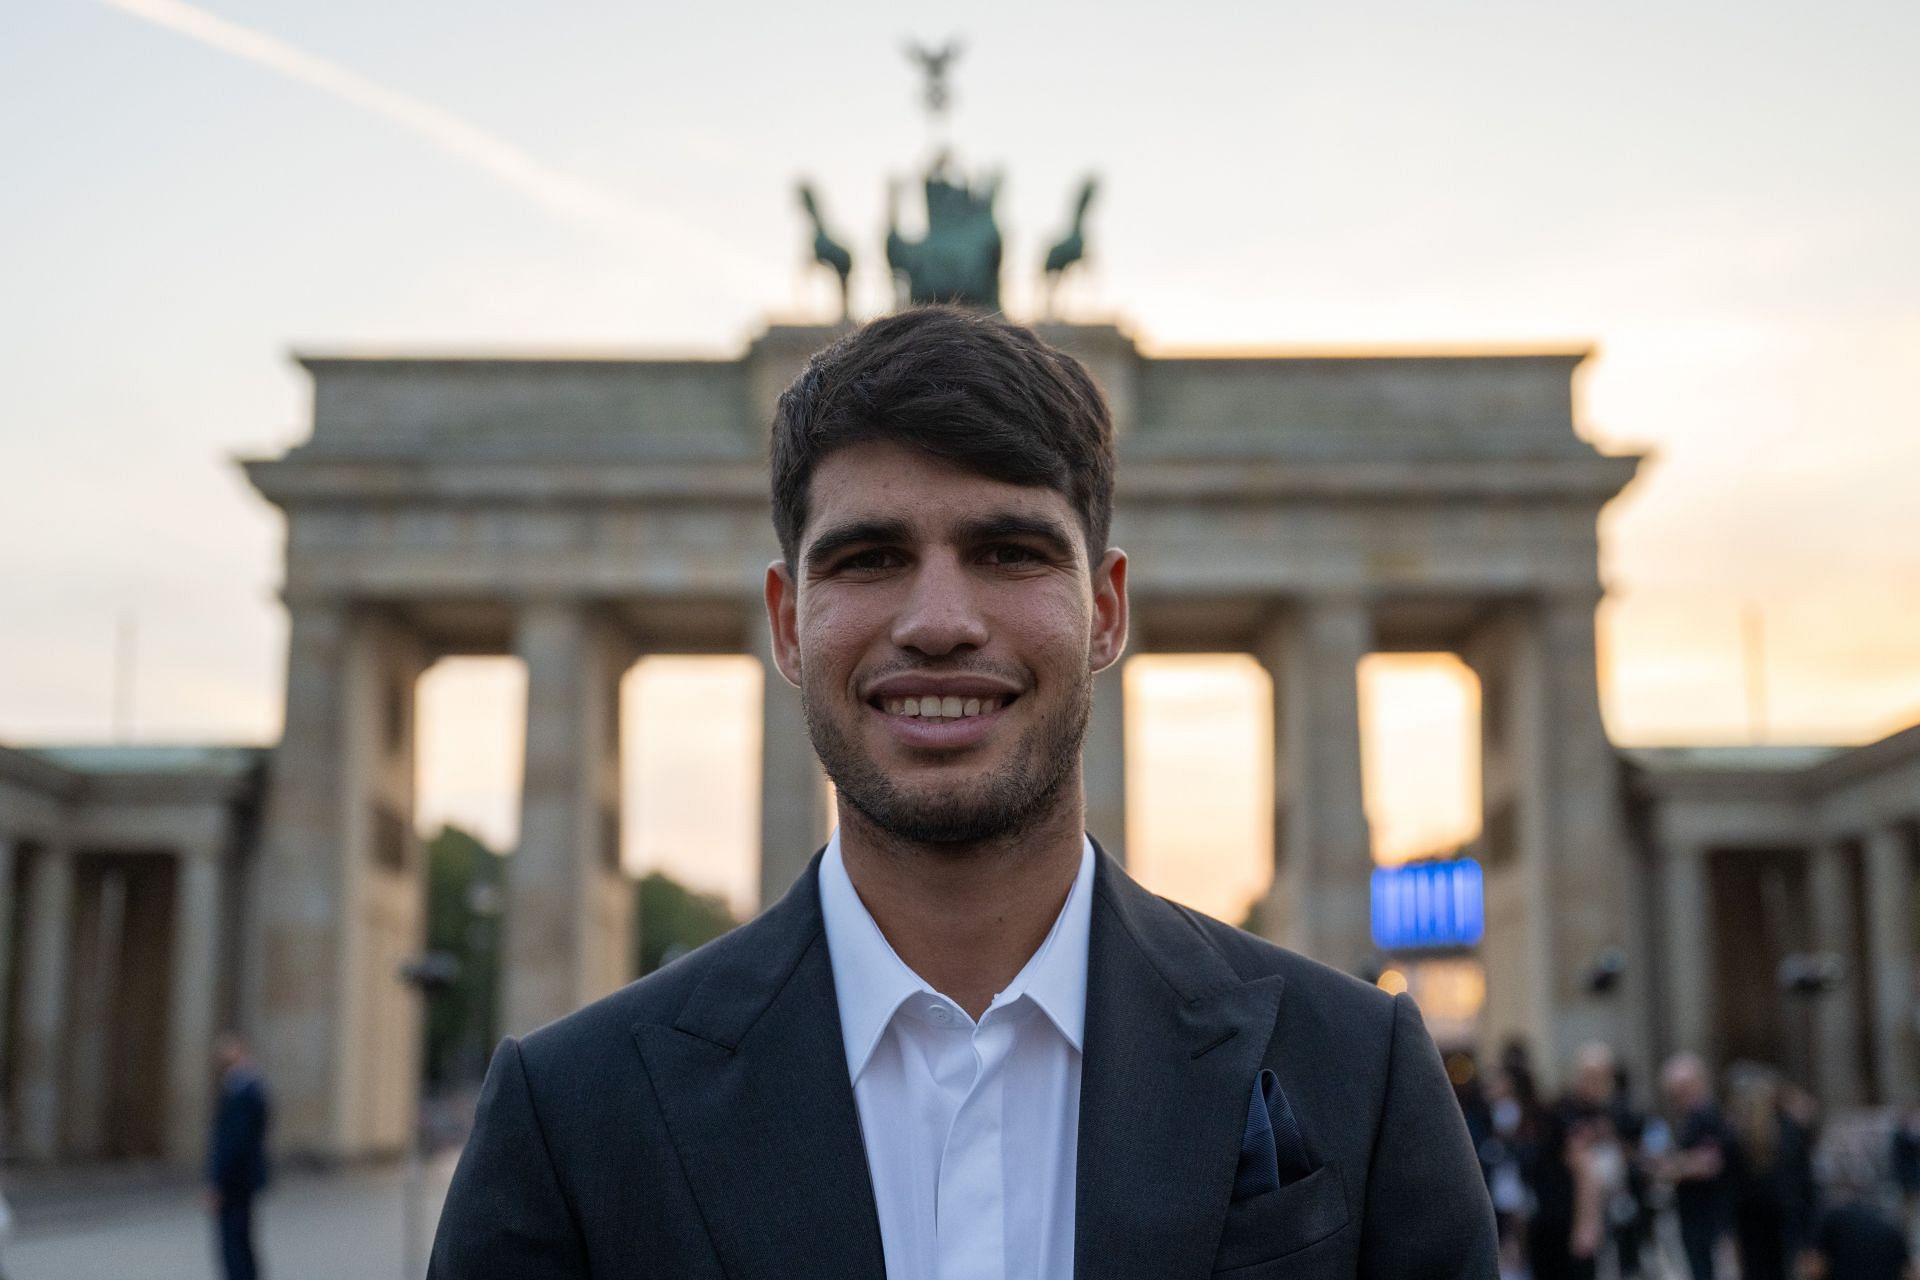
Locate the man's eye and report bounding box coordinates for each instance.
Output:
[983,544,1043,566]
[837,548,900,572]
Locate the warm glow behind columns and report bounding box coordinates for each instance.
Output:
[1357,653,1482,867]
[1123,655,1274,925]
[623,656,761,919]
[413,654,764,919]
[412,651,1484,929]
[415,656,526,853]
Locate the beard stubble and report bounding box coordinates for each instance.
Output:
[801,667,1093,848]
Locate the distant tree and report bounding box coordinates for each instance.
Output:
[420,832,735,1084]
[635,871,737,975]
[423,825,506,1088]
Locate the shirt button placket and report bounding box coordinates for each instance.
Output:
[937,1014,1014,1280]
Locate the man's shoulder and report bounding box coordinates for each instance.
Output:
[1133,888,1397,1027]
[513,911,790,1073]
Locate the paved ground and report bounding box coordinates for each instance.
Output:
[2,1152,457,1280]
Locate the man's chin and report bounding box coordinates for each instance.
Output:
[857,806,1023,849]
[840,755,1080,849]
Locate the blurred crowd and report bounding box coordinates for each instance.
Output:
[1453,1042,1920,1280]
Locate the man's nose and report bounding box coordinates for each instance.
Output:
[890,553,989,656]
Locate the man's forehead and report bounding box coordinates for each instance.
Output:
[803,444,1073,540]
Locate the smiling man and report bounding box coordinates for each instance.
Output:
[430,307,1498,1279]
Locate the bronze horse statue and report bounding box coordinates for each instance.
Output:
[797,182,853,320]
[1043,177,1098,316]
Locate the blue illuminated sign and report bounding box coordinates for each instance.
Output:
[1371,859,1484,951]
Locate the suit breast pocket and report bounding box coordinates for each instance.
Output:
[1211,1162,1350,1275]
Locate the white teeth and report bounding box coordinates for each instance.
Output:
[881,694,1009,719]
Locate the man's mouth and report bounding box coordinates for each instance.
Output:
[874,694,1010,724]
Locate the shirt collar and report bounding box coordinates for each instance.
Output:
[819,829,1096,1080]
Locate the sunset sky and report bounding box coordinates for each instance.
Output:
[3,1,1916,918]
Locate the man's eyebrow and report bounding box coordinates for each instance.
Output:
[957,513,1079,557]
[802,518,914,572]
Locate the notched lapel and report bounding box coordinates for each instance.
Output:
[632,863,886,1279]
[1075,853,1288,1280]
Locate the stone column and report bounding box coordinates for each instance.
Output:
[1865,825,1917,1106]
[1660,842,1715,1064]
[1535,594,1641,1076]
[504,601,633,1036]
[17,844,75,1160]
[256,602,434,1159]
[1083,664,1129,865]
[1258,599,1374,974]
[165,845,225,1163]
[1465,596,1641,1087]
[752,612,831,911]
[0,835,14,1090]
[1808,840,1865,1107]
[252,600,354,1158]
[63,863,117,1157]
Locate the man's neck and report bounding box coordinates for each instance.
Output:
[836,790,1087,1021]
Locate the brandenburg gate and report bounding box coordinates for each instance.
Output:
[242,323,1644,1159]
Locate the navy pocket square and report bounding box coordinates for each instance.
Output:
[1234,1068,1314,1200]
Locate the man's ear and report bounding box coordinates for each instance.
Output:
[1088,547,1129,674]
[764,561,803,689]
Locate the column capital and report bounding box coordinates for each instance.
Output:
[1254,594,1375,655]
[1537,587,1606,617]
[1276,590,1377,617]
[513,594,590,624]
[279,589,355,614]
[174,839,226,865]
[514,598,644,658]
[1811,831,1859,857]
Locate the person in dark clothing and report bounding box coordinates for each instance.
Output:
[207,1032,270,1280]
[1483,1058,1541,1275]
[1606,1062,1655,1279]
[1525,1044,1632,1280]
[1452,1051,1494,1165]
[1525,1098,1602,1280]
[1803,1196,1915,1280]
[1894,1107,1920,1236]
[1659,1052,1730,1280]
[1724,1066,1815,1280]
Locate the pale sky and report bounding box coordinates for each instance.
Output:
[4,2,1917,917]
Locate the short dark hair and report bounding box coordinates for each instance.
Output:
[769,306,1115,567]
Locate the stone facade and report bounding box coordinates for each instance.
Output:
[1627,728,1920,1106]
[0,745,263,1164]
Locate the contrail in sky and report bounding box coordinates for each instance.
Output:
[101,0,771,292]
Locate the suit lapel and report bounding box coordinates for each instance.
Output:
[633,855,887,1279]
[1075,849,1287,1280]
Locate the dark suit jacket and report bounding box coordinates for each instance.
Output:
[208,1069,270,1198]
[430,847,1497,1279]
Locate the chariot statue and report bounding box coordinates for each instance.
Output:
[794,40,1096,317]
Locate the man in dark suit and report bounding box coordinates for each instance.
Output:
[207,1031,269,1280]
[431,306,1497,1278]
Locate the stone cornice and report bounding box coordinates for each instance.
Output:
[241,453,1644,509]
[0,744,84,798]
[1802,720,1920,791]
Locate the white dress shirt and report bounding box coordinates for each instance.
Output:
[819,830,1096,1280]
